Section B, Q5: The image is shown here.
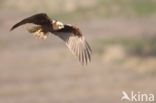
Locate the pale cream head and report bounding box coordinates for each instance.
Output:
[52,20,64,30]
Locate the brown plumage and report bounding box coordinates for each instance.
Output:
[10,13,92,65]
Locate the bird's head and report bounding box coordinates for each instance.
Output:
[52,20,64,30]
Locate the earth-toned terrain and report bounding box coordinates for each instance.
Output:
[0,0,156,103]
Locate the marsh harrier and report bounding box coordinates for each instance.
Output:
[10,13,92,65]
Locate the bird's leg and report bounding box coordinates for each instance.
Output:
[33,29,47,40]
[28,26,47,40]
[28,26,41,33]
[37,31,47,40]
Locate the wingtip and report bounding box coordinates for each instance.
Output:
[10,24,17,31]
[10,27,14,31]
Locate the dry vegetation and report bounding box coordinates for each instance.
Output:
[0,0,156,103]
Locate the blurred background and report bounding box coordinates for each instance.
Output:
[0,0,156,103]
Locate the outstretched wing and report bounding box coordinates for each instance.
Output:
[10,13,51,31]
[53,25,92,65]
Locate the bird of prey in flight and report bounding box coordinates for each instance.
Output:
[10,13,92,65]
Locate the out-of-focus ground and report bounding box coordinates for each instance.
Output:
[0,0,156,103]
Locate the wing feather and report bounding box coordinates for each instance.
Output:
[10,18,30,31]
[10,13,51,31]
[53,25,92,65]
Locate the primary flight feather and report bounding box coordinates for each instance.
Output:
[10,13,92,65]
